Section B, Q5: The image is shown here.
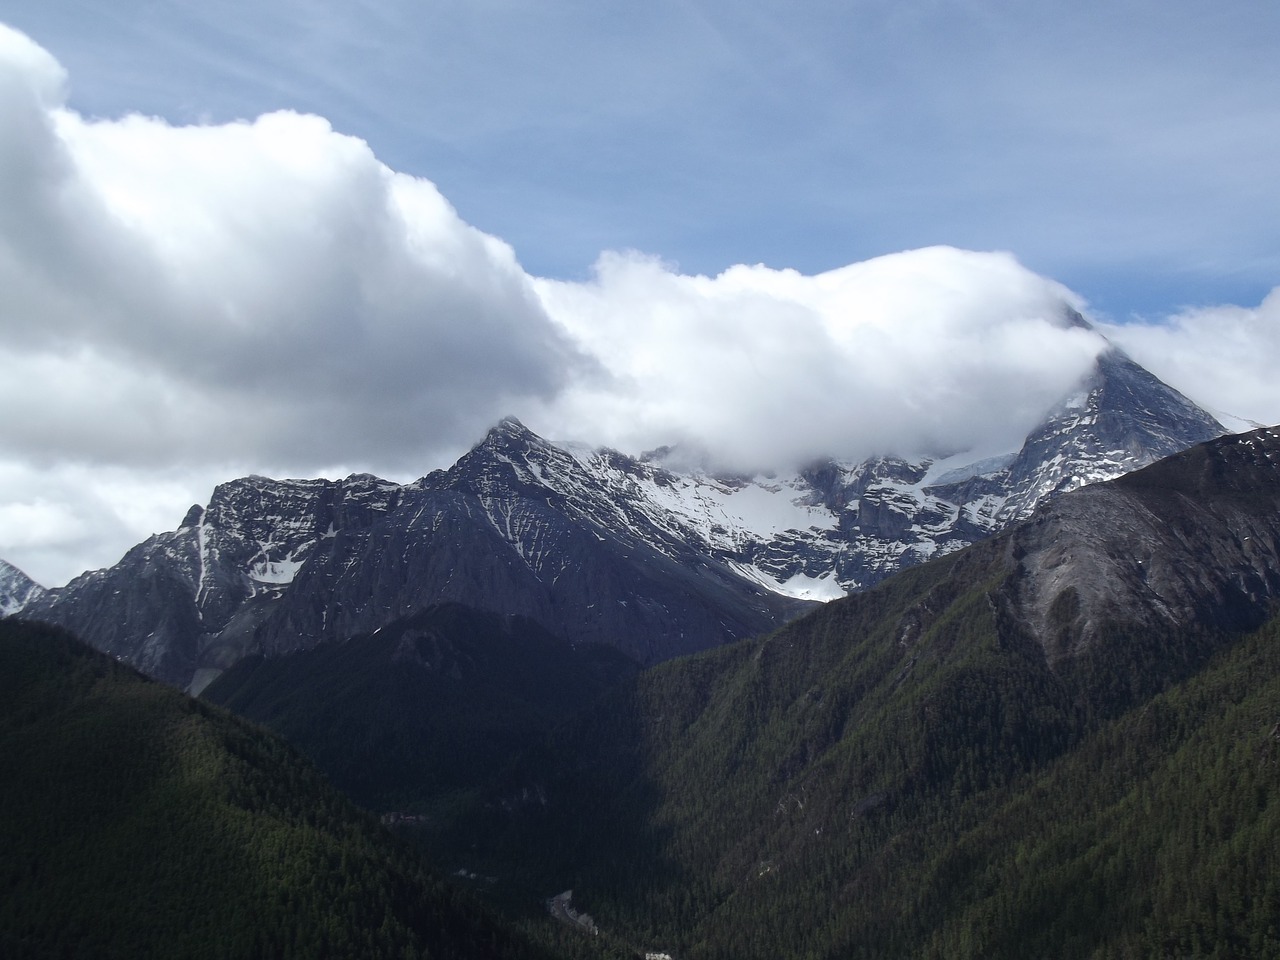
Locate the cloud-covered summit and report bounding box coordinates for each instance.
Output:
[535,247,1104,470]
[0,24,1102,474]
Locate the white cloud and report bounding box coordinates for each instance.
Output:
[535,247,1105,469]
[1101,288,1280,428]
[0,459,217,587]
[0,23,584,477]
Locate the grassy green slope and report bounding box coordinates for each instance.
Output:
[0,618,573,960]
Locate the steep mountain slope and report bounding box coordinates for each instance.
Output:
[23,448,805,688]
[16,474,407,687]
[0,619,577,960]
[19,330,1223,691]
[1005,424,1280,674]
[456,426,1280,959]
[781,341,1225,592]
[0,558,42,616]
[203,602,638,814]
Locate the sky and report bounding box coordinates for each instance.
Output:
[0,3,1278,587]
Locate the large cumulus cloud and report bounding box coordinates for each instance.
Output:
[0,23,584,474]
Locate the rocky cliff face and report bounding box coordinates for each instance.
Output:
[17,332,1227,691]
[0,558,43,617]
[1003,425,1280,665]
[18,474,405,687]
[22,440,807,689]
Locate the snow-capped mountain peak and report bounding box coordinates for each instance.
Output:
[0,558,44,617]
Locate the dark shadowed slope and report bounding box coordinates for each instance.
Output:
[0,618,579,960]
[203,602,638,814]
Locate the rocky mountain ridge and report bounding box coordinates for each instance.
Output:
[14,332,1225,691]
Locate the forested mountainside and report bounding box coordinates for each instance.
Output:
[0,619,608,960]
[214,426,1278,960]
[516,608,1280,959]
[203,602,638,814]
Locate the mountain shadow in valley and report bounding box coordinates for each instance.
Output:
[203,602,640,816]
[0,617,591,960]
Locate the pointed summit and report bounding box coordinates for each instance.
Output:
[984,341,1225,523]
[493,415,530,435]
[0,558,44,616]
[1059,305,1097,332]
[469,415,550,458]
[438,416,572,498]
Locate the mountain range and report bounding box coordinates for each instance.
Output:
[539,422,1280,958]
[11,322,1225,692]
[6,334,1279,957]
[204,424,1280,960]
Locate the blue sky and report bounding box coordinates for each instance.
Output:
[1,3,1278,586]
[4,0,1277,318]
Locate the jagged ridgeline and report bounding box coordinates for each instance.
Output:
[17,325,1224,694]
[0,619,597,960]
[440,428,1280,959]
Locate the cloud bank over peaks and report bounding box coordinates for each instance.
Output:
[0,20,1111,489]
[535,247,1106,470]
[12,22,1258,585]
